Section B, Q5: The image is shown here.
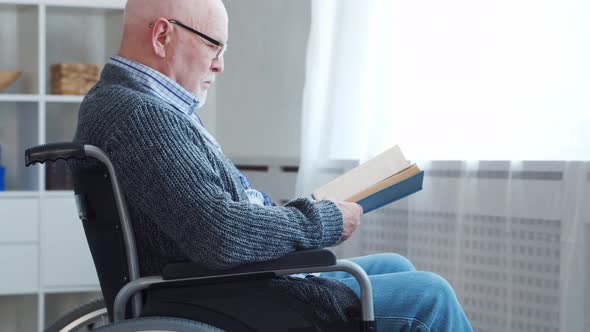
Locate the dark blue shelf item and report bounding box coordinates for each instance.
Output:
[0,166,4,191]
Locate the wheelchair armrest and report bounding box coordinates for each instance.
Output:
[115,259,375,326]
[162,248,336,280]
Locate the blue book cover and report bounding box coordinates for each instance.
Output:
[357,171,424,214]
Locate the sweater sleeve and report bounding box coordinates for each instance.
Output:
[105,105,343,270]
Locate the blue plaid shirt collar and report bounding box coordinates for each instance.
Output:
[109,55,201,119]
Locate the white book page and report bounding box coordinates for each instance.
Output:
[313,145,410,201]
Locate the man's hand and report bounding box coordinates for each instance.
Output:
[333,201,363,242]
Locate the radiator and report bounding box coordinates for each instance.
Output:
[234,158,590,332]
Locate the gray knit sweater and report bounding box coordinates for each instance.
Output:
[73,64,360,322]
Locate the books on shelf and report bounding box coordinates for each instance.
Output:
[312,145,424,214]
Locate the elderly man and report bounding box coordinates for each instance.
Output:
[74,0,472,331]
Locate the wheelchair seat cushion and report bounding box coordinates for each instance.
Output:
[142,277,361,331]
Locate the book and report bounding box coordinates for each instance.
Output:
[312,145,424,214]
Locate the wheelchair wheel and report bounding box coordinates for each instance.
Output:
[94,317,225,331]
[45,297,109,332]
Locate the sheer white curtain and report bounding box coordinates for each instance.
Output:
[297,0,590,171]
[297,1,590,331]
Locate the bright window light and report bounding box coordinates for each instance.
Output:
[329,0,590,161]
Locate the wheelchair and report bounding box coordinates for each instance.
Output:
[26,143,376,332]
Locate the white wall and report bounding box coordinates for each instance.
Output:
[208,0,310,160]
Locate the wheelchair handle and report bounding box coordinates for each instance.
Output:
[25,143,143,317]
[25,143,87,167]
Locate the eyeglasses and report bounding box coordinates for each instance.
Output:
[167,19,227,59]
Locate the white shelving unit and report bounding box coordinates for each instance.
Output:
[0,1,125,331]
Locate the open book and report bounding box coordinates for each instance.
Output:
[312,146,424,214]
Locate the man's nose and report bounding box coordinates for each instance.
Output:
[211,56,224,73]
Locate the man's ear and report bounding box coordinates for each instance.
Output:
[151,18,172,58]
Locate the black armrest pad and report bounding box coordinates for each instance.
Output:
[162,248,336,280]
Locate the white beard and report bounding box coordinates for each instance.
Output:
[195,89,208,109]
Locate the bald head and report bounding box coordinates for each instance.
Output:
[123,0,227,32]
[118,0,228,103]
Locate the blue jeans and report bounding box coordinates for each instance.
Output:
[321,253,473,332]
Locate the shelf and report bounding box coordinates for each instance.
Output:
[0,94,87,103]
[0,1,37,5]
[46,101,77,142]
[43,0,124,9]
[0,3,125,332]
[0,191,39,198]
[43,286,100,294]
[0,0,124,9]
[0,102,39,191]
[44,291,101,329]
[0,4,38,94]
[45,103,78,191]
[0,295,38,332]
[44,94,83,103]
[45,6,123,94]
[0,94,85,103]
[0,94,39,102]
[42,190,74,197]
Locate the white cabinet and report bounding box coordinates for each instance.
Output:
[41,196,98,288]
[0,198,39,242]
[0,198,39,295]
[0,244,39,295]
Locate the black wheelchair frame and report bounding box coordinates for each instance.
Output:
[26,143,376,332]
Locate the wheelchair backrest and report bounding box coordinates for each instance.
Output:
[72,165,132,321]
[26,143,144,320]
